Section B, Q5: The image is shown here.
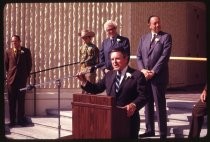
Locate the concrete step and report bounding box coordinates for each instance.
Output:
[166,99,196,110]
[31,117,72,131]
[46,109,72,118]
[5,99,208,139]
[5,132,35,139]
[6,123,71,139]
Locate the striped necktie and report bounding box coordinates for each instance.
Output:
[115,71,121,94]
[150,34,157,48]
[111,38,114,46]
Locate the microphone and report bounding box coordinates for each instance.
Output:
[90,62,105,73]
[19,84,34,91]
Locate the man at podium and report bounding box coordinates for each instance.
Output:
[76,47,147,139]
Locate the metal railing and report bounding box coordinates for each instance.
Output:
[23,61,83,138]
[29,61,81,116]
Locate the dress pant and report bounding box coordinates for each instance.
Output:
[189,100,207,138]
[130,112,140,139]
[7,84,26,124]
[144,81,167,136]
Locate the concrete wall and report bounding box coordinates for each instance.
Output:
[4,2,206,89]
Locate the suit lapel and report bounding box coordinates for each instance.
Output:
[107,71,117,96]
[109,38,115,48]
[146,34,152,55]
[16,49,22,64]
[110,35,120,47]
[10,48,18,65]
[148,34,160,56]
[117,67,132,94]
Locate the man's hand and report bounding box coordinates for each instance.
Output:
[141,69,155,80]
[200,89,207,103]
[90,66,96,73]
[75,72,87,86]
[122,103,136,117]
[104,68,110,74]
[147,70,155,80]
[141,69,149,80]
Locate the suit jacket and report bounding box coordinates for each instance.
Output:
[5,46,32,88]
[137,31,172,86]
[81,66,147,111]
[99,34,130,70]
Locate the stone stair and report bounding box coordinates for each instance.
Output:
[138,99,207,139]
[5,117,72,139]
[5,98,207,140]
[5,109,72,139]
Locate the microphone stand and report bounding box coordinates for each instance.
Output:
[29,61,84,116]
[20,72,90,139]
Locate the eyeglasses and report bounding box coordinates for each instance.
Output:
[106,27,115,32]
[11,40,19,43]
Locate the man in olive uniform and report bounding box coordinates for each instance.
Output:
[78,30,99,93]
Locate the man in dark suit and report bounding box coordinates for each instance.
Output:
[99,20,130,74]
[137,15,172,139]
[76,47,147,139]
[189,84,207,139]
[5,35,32,127]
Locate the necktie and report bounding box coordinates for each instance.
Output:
[115,71,121,94]
[111,38,114,46]
[151,34,157,43]
[14,49,20,60]
[150,34,157,49]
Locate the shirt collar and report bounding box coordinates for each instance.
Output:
[110,34,119,40]
[151,32,157,36]
[13,47,21,51]
[118,66,128,76]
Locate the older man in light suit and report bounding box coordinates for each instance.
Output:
[76,47,147,139]
[137,15,172,139]
[99,20,130,74]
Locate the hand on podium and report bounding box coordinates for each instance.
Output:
[119,103,136,117]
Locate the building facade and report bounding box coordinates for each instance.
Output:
[3,2,207,115]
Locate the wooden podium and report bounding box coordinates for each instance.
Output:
[72,94,130,139]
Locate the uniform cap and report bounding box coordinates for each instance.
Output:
[78,30,95,38]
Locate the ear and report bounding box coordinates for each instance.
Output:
[124,55,129,63]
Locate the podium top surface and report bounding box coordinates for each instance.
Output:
[72,93,116,106]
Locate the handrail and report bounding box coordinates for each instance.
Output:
[30,61,81,75]
[30,61,82,116]
[130,55,207,61]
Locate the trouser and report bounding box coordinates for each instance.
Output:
[189,100,207,138]
[7,84,26,123]
[130,113,140,139]
[144,82,167,136]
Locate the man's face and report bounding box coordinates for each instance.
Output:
[11,37,21,49]
[110,51,128,71]
[149,16,161,33]
[82,36,91,44]
[105,25,117,38]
